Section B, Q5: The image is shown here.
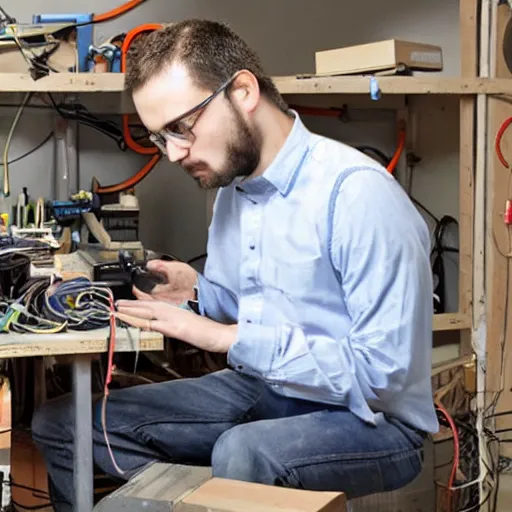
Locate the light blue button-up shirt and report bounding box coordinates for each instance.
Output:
[197,112,439,434]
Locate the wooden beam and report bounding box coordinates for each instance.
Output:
[2,73,512,95]
[433,313,471,332]
[0,329,163,358]
[459,0,478,356]
[486,4,512,456]
[275,76,512,95]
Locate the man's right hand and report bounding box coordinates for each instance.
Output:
[132,259,197,304]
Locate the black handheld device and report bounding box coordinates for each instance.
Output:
[118,250,166,294]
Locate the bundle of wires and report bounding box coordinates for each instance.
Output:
[0,277,113,334]
[43,277,112,330]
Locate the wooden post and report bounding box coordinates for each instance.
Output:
[459,0,478,359]
[486,2,512,458]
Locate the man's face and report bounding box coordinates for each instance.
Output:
[133,64,262,189]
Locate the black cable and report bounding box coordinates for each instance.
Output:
[410,197,440,224]
[6,480,50,498]
[0,132,53,166]
[47,93,126,150]
[11,498,53,510]
[459,488,492,512]
[486,410,512,420]
[187,253,207,264]
[355,145,391,167]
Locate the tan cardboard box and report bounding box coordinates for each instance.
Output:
[179,477,347,512]
[315,39,443,76]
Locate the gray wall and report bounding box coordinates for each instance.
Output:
[0,0,460,261]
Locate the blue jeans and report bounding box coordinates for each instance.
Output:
[32,369,425,511]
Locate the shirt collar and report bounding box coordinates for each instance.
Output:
[239,110,311,197]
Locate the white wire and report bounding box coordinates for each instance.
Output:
[3,92,31,197]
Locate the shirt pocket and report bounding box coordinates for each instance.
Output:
[266,255,324,298]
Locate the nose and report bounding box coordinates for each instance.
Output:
[166,139,189,163]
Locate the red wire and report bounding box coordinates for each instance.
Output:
[435,401,459,512]
[496,116,512,168]
[105,298,116,394]
[387,120,406,174]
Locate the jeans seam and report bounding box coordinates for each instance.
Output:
[284,457,385,496]
[284,446,422,467]
[109,416,242,434]
[111,385,266,435]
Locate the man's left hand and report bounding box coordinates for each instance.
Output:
[114,300,237,353]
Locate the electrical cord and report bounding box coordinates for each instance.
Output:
[435,401,460,512]
[72,0,148,27]
[2,92,32,197]
[0,131,53,166]
[0,277,113,334]
[47,93,126,150]
[101,295,126,476]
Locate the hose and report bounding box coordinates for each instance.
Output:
[96,23,163,195]
[93,0,147,23]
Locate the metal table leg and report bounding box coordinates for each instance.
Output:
[73,354,94,512]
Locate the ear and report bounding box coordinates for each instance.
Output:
[229,70,260,115]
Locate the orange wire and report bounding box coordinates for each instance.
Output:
[96,154,161,195]
[387,120,406,174]
[97,23,163,195]
[121,24,163,155]
[93,0,146,23]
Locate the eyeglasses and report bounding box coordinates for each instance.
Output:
[149,72,240,153]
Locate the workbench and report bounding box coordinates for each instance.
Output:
[1,327,164,512]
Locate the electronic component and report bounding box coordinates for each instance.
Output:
[118,250,166,294]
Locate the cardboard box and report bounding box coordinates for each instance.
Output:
[94,463,347,512]
[315,39,443,76]
[180,477,346,512]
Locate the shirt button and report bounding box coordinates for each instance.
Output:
[237,365,243,371]
[249,244,255,250]
[246,319,252,323]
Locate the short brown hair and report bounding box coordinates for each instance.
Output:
[125,20,288,112]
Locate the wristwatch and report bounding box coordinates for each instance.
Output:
[187,281,199,314]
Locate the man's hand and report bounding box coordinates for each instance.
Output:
[115,300,238,353]
[133,259,197,304]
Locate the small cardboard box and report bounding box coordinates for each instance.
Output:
[315,39,443,76]
[180,477,346,512]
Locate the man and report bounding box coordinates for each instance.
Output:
[32,19,439,510]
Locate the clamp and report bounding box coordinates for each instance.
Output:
[87,43,121,72]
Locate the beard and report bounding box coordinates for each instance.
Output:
[183,104,261,189]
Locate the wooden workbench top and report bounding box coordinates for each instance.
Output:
[0,328,163,358]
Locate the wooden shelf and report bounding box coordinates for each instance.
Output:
[275,75,512,95]
[0,72,511,95]
[0,328,163,358]
[433,312,471,331]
